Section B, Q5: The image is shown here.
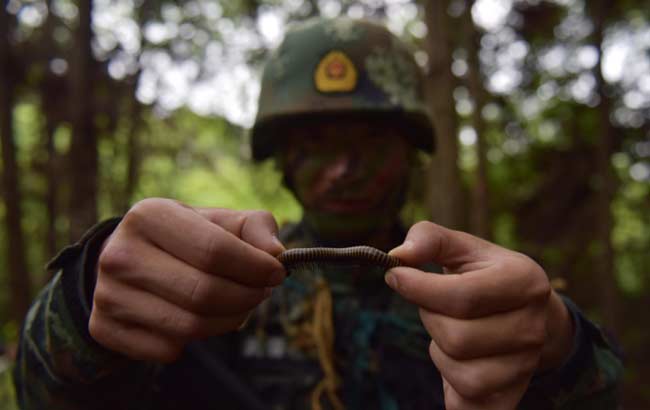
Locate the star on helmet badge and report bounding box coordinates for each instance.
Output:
[314,50,358,93]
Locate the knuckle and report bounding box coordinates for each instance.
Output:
[131,197,170,213]
[229,213,248,237]
[454,369,490,399]
[427,340,438,363]
[443,394,462,410]
[413,220,434,233]
[531,277,552,302]
[88,314,108,343]
[178,314,206,339]
[123,199,153,226]
[187,277,213,313]
[513,255,552,300]
[201,232,226,271]
[241,210,280,243]
[250,209,275,224]
[526,316,547,347]
[123,198,171,229]
[92,284,117,313]
[498,254,552,306]
[98,243,132,274]
[439,328,470,360]
[88,314,127,357]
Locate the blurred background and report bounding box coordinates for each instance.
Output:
[0,0,648,407]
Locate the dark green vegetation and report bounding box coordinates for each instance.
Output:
[0,0,648,407]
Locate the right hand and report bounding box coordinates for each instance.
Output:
[89,198,287,363]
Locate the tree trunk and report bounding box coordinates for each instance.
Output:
[589,0,621,333]
[45,114,58,262]
[122,98,142,213]
[423,0,465,230]
[464,0,491,239]
[68,0,98,241]
[0,5,33,323]
[42,0,59,265]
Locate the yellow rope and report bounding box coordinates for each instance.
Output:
[279,277,345,410]
[310,279,345,410]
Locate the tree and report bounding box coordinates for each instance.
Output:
[589,0,622,333]
[423,0,466,230]
[68,0,99,241]
[463,0,491,239]
[0,2,32,323]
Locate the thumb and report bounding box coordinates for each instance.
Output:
[390,221,495,272]
[194,208,285,257]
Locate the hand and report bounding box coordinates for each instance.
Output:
[386,221,574,410]
[89,198,286,363]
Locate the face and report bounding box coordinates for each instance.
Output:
[278,118,413,242]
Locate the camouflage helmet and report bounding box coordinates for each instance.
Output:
[251,17,435,161]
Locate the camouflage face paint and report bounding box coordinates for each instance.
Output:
[279,119,413,243]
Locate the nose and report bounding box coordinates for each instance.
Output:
[322,152,357,182]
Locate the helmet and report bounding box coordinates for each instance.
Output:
[251,17,435,161]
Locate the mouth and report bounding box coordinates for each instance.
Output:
[310,178,391,214]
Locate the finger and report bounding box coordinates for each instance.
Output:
[98,241,272,315]
[429,339,539,401]
[195,208,285,256]
[389,221,496,271]
[385,265,549,319]
[93,276,253,340]
[443,378,486,410]
[419,306,546,360]
[118,199,286,287]
[89,309,184,363]
[443,376,530,410]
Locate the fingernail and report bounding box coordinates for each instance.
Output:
[385,273,399,290]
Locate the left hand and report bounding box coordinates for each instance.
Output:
[386,221,574,410]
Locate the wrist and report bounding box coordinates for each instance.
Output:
[538,290,575,371]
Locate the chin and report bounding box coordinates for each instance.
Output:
[306,210,388,242]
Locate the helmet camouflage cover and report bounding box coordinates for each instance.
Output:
[251,17,435,160]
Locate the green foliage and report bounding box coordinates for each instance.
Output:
[612,162,650,295]
[119,109,302,224]
[0,365,18,410]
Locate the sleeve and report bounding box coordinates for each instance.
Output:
[13,218,159,410]
[519,297,624,410]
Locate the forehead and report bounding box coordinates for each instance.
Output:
[284,116,405,141]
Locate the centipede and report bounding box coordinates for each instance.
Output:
[277,246,402,273]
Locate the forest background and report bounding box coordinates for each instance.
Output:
[1,0,649,408]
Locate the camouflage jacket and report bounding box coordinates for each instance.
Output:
[14,218,623,410]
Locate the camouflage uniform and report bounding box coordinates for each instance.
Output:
[14,17,623,410]
[14,218,623,409]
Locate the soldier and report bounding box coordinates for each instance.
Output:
[14,17,621,410]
